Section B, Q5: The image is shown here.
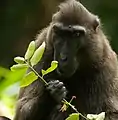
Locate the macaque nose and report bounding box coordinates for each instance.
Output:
[60,53,67,61]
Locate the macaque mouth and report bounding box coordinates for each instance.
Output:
[56,66,76,78]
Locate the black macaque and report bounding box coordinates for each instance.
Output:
[13,0,118,120]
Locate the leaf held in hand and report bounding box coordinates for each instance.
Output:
[14,57,25,64]
[10,64,28,71]
[41,61,58,76]
[20,71,38,87]
[30,42,45,66]
[25,41,36,60]
[65,113,79,120]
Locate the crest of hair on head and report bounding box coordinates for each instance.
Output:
[53,0,99,29]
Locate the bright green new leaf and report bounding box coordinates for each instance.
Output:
[25,41,36,60]
[87,112,105,120]
[14,56,25,64]
[10,64,28,71]
[20,71,38,87]
[66,113,79,120]
[41,69,46,76]
[30,42,45,66]
[41,61,58,76]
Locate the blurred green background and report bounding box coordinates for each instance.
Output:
[0,0,118,119]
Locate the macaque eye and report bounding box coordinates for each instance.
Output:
[53,25,65,36]
[73,31,80,37]
[53,24,63,34]
[53,25,60,33]
[73,29,85,37]
[72,26,86,37]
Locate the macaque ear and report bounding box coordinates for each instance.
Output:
[93,16,100,31]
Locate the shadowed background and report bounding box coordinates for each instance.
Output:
[1,0,118,67]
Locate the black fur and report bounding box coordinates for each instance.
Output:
[13,0,118,120]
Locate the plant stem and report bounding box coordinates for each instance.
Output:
[63,99,89,120]
[25,60,89,120]
[29,66,48,85]
[25,61,48,85]
[79,113,89,120]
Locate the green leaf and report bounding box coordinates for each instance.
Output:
[14,56,25,64]
[20,71,38,87]
[87,112,105,120]
[10,64,28,71]
[41,61,58,76]
[41,69,46,76]
[66,113,79,120]
[30,42,45,66]
[25,41,36,60]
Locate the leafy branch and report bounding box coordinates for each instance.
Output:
[10,41,105,120]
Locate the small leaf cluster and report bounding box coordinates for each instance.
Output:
[10,41,58,87]
[66,112,105,120]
